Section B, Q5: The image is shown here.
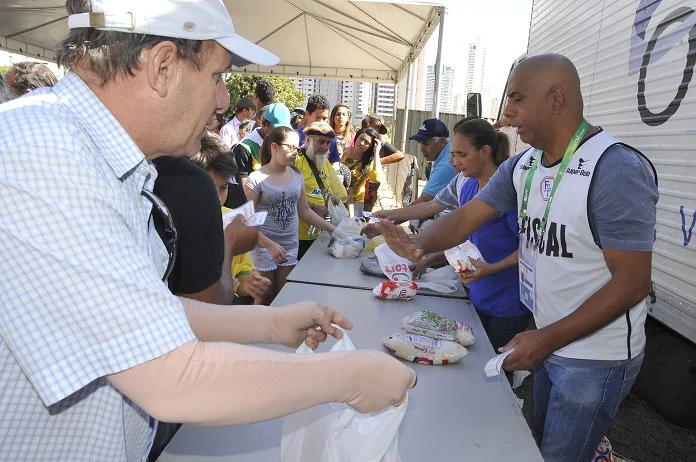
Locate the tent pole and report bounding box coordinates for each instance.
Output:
[400,61,413,152]
[432,6,446,119]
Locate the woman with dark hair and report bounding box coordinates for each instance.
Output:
[330,104,355,155]
[410,118,529,382]
[244,127,335,303]
[342,127,382,217]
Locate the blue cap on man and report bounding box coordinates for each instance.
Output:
[409,118,449,142]
[263,102,292,128]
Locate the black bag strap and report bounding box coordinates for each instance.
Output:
[302,152,327,199]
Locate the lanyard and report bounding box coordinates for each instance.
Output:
[519,120,589,247]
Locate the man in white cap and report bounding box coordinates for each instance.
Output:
[0,1,415,460]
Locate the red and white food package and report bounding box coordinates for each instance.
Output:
[444,241,485,274]
[383,332,469,365]
[373,281,418,300]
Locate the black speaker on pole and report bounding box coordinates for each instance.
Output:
[466,93,482,118]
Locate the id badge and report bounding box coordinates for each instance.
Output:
[518,237,537,313]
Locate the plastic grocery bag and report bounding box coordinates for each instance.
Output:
[373,244,457,294]
[281,329,406,462]
[328,196,350,227]
[328,219,367,259]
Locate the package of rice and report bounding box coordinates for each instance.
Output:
[383,332,468,365]
[402,310,476,346]
[373,281,418,300]
[444,241,485,274]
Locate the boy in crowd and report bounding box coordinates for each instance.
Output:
[191,136,272,304]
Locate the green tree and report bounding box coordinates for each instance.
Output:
[0,65,11,76]
[224,74,305,119]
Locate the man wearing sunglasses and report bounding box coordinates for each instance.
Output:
[0,1,416,461]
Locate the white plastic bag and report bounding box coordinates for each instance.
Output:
[373,244,457,294]
[328,218,367,259]
[281,329,406,462]
[328,196,350,227]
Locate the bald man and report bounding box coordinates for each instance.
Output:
[377,54,658,461]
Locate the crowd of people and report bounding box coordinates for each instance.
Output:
[0,1,659,462]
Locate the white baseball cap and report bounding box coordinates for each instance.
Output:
[67,0,279,67]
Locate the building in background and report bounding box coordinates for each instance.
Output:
[489,96,501,120]
[465,39,490,118]
[372,82,395,119]
[414,49,427,111]
[424,64,456,114]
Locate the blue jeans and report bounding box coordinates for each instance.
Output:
[534,352,644,462]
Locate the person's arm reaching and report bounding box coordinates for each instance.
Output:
[379,141,404,165]
[375,157,521,261]
[375,198,499,261]
[408,191,435,207]
[363,200,446,239]
[459,251,518,284]
[106,302,417,425]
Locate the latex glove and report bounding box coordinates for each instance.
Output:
[459,259,494,284]
[224,216,259,257]
[343,350,417,413]
[270,301,354,349]
[246,271,271,300]
[268,242,288,264]
[373,219,424,262]
[500,328,559,371]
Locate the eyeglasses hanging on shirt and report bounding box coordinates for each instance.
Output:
[142,189,178,282]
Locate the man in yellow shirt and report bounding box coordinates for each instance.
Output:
[295,122,348,259]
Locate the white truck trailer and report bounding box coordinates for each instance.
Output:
[499,0,696,345]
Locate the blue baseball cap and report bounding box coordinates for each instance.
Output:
[409,119,449,142]
[263,102,292,128]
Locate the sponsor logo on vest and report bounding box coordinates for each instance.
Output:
[309,187,323,197]
[540,176,554,201]
[521,216,574,258]
[520,156,536,171]
[566,157,592,177]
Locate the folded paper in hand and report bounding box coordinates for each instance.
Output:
[484,348,515,378]
[222,200,267,228]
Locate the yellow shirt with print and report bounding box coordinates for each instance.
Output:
[342,154,382,204]
[221,207,255,277]
[295,154,348,241]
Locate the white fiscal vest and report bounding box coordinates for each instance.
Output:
[513,131,647,360]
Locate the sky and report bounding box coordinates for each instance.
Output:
[421,0,533,109]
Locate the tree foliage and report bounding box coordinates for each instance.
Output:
[0,65,11,76]
[224,73,305,119]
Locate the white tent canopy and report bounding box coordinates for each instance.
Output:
[0,1,440,83]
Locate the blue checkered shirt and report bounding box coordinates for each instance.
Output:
[0,73,196,461]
